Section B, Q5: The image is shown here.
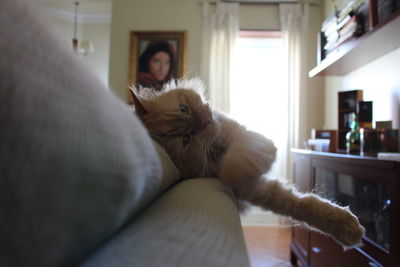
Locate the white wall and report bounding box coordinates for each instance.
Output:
[35,4,110,87]
[324,48,400,129]
[82,23,111,86]
[304,3,325,146]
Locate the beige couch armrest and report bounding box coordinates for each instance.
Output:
[79,178,250,267]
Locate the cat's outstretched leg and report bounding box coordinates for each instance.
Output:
[233,177,365,248]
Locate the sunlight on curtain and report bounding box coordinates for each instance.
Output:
[279,3,309,180]
[230,35,288,180]
[200,2,239,113]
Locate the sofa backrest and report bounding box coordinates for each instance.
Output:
[0,0,179,266]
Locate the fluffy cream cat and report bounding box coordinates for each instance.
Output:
[131,79,365,248]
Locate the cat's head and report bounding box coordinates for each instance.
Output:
[131,82,219,178]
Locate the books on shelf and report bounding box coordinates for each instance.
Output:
[322,12,338,32]
[324,21,339,37]
[337,14,353,30]
[336,16,362,45]
[337,0,365,23]
[319,0,368,61]
[323,15,362,54]
[321,13,339,52]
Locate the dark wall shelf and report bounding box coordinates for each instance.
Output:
[309,11,400,77]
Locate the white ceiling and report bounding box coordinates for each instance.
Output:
[32,0,112,15]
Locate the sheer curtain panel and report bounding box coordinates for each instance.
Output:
[200,2,239,113]
[279,3,309,181]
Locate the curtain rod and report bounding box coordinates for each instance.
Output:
[198,1,319,6]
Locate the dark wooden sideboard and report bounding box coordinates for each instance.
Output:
[290,149,399,267]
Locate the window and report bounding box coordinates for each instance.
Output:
[230,31,288,179]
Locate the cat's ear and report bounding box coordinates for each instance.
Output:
[130,88,148,117]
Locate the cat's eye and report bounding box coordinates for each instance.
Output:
[182,135,191,147]
[179,104,189,114]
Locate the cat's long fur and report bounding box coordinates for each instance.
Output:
[131,79,365,249]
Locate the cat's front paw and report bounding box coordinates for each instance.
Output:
[324,206,365,248]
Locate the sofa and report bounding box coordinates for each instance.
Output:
[0,0,250,266]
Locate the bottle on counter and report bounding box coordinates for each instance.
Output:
[346,113,361,154]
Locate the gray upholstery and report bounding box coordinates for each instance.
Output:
[0,0,179,266]
[80,178,250,267]
[0,0,250,267]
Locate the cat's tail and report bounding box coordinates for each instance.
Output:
[234,177,365,249]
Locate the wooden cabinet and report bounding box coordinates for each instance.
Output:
[290,149,400,267]
[290,153,312,266]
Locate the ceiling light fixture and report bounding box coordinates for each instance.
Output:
[72,1,94,55]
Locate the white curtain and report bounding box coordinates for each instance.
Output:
[279,3,309,181]
[200,2,239,113]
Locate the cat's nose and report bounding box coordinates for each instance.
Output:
[199,117,210,130]
[202,118,210,127]
[192,116,210,133]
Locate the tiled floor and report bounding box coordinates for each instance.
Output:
[243,226,292,267]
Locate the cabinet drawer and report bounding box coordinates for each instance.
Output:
[310,232,383,267]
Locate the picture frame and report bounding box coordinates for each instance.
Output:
[128,31,187,102]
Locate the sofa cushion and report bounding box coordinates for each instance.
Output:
[152,141,182,190]
[0,0,179,266]
[79,178,250,267]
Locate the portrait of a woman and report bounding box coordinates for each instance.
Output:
[137,41,177,91]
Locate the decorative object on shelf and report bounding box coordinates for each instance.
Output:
[360,128,380,155]
[338,90,363,152]
[360,128,400,156]
[72,1,94,55]
[379,128,400,152]
[305,138,330,152]
[346,113,361,154]
[376,120,393,129]
[358,100,373,128]
[310,129,337,152]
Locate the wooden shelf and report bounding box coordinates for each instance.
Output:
[309,12,400,77]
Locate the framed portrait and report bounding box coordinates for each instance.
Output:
[128,31,187,102]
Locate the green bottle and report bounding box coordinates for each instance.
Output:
[346,113,360,154]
